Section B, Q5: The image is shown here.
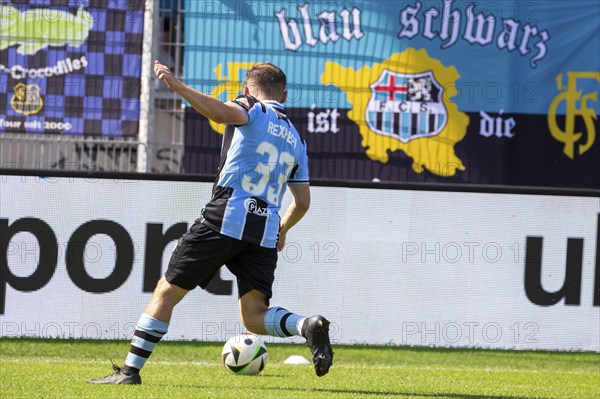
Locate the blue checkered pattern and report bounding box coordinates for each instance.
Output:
[0,0,144,136]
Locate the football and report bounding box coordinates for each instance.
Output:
[221,333,268,375]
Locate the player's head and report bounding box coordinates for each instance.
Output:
[244,63,287,103]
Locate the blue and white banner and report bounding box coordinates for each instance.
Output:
[183,1,600,189]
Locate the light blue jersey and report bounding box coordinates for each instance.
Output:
[201,95,309,248]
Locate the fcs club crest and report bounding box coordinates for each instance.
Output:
[322,49,469,177]
[367,70,447,143]
[10,83,43,116]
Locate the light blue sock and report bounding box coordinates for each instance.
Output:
[263,307,306,337]
[124,313,169,370]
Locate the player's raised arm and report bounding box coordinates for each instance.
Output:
[153,60,248,125]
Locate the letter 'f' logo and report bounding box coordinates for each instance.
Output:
[548,72,600,159]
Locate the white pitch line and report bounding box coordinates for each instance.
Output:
[0,357,594,376]
[0,358,219,367]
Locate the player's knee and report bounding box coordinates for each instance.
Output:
[155,278,187,305]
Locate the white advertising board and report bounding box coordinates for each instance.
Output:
[1,175,598,351]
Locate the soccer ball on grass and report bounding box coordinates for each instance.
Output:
[221,333,268,375]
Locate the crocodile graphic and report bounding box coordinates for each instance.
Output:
[0,3,94,55]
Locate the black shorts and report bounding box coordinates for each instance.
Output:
[165,219,278,298]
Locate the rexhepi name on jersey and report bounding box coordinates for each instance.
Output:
[267,120,298,148]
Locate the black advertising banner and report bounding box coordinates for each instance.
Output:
[0,0,145,136]
[183,1,599,189]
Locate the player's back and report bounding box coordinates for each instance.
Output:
[201,95,309,248]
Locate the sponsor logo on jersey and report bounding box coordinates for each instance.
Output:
[244,197,269,217]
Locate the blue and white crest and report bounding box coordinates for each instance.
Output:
[366,70,447,142]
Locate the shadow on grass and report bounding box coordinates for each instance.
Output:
[153,382,544,399]
[311,387,548,399]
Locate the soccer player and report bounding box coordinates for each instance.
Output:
[89,61,334,384]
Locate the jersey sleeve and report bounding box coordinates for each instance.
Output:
[288,141,310,184]
[229,95,265,126]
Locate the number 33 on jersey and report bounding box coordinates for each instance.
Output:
[201,95,309,248]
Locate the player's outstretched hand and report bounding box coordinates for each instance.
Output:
[154,60,179,90]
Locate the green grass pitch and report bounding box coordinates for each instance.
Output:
[0,338,598,399]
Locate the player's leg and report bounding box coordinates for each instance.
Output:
[88,277,188,385]
[230,245,334,376]
[238,287,305,337]
[143,277,188,322]
[89,221,232,385]
[122,277,188,371]
[237,287,269,335]
[238,288,333,376]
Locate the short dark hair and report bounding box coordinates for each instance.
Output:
[245,63,286,96]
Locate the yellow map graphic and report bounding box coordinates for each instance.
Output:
[322,49,469,176]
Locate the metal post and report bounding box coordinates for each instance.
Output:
[138,0,155,173]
